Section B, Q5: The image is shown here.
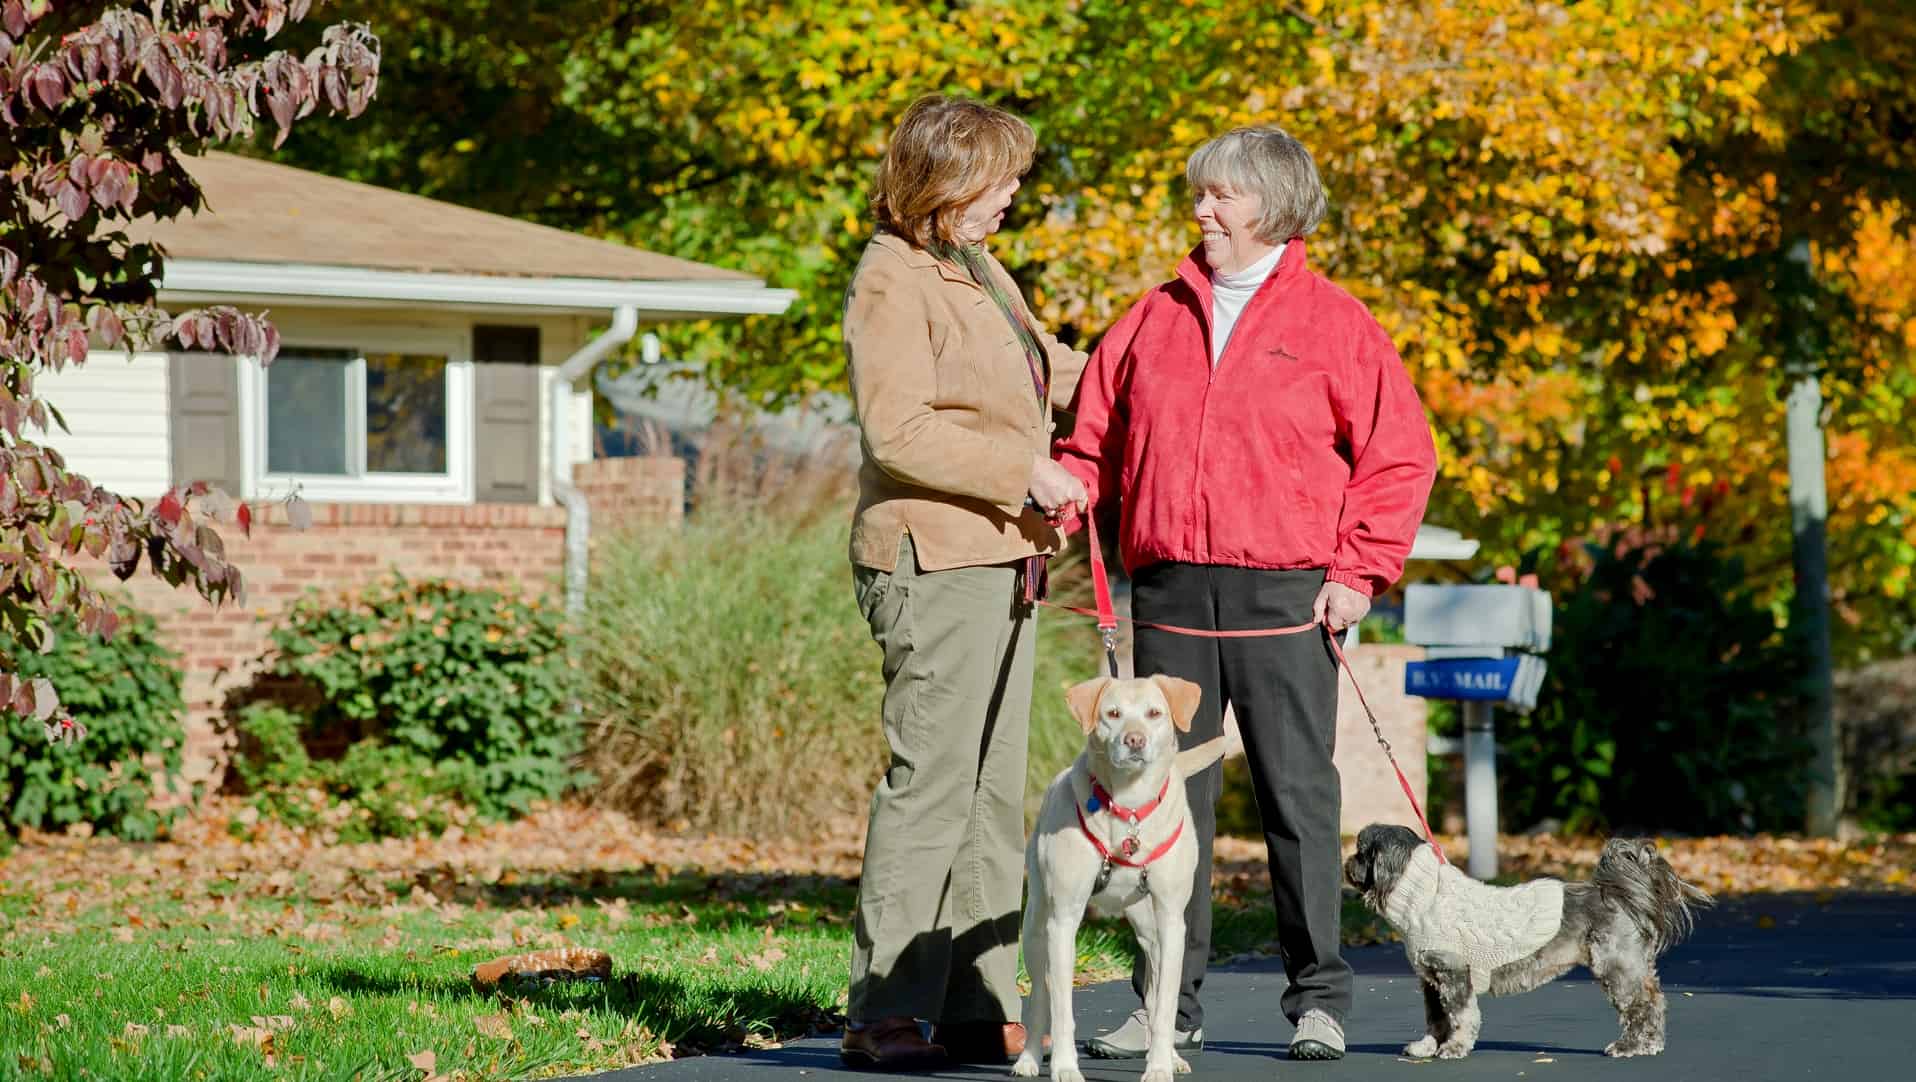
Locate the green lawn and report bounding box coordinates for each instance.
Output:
[0,821,1388,1082]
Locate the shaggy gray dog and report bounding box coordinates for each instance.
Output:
[1344,823,1713,1060]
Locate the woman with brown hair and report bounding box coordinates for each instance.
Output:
[838,94,1089,1070]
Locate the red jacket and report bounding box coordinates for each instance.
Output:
[1055,241,1437,597]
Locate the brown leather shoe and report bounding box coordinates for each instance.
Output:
[932,1021,1028,1064]
[839,1017,946,1070]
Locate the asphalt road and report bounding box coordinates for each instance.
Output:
[576,891,1916,1082]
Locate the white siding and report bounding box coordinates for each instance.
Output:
[30,307,603,508]
[32,350,172,498]
[536,364,596,506]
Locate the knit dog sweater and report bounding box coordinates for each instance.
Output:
[1380,844,1565,993]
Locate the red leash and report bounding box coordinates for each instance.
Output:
[1042,516,1447,863]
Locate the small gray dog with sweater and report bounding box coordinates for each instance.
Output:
[1344,823,1713,1060]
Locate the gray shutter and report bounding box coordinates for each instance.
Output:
[473,325,543,504]
[168,353,243,495]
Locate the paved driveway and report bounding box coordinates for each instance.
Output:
[577,892,1916,1081]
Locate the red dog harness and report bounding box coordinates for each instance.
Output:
[1077,776,1185,894]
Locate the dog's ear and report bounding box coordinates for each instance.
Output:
[1149,674,1203,733]
[1065,677,1112,735]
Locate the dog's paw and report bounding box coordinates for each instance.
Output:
[1140,1062,1177,1082]
[1403,1036,1438,1058]
[1012,1051,1042,1077]
[1173,1052,1191,1074]
[1604,1039,1663,1058]
[1052,1067,1085,1082]
[1436,1041,1473,1060]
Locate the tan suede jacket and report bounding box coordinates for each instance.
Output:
[844,231,1088,573]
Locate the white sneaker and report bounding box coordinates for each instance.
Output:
[1290,1008,1345,1060]
[1083,1007,1203,1059]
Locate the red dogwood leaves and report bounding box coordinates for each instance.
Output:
[1,1,378,731]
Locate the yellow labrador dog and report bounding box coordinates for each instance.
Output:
[1015,675,1224,1082]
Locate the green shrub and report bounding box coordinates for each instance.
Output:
[230,703,471,841]
[1834,657,1916,834]
[579,505,1098,836]
[240,575,581,828]
[1502,534,1809,835]
[1,607,187,841]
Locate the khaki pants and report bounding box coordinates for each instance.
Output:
[848,536,1036,1025]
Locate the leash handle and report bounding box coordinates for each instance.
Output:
[1086,514,1121,677]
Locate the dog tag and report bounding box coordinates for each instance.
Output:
[1119,835,1140,858]
[1093,858,1115,894]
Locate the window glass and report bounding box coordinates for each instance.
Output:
[365,352,448,474]
[265,349,353,475]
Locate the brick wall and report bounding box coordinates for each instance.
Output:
[1329,644,1428,836]
[88,455,685,787]
[572,455,685,538]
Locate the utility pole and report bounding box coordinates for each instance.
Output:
[1780,237,1841,838]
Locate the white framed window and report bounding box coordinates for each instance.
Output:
[238,330,474,504]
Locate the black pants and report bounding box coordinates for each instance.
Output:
[1127,562,1353,1029]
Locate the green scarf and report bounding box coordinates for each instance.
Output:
[940,242,1048,405]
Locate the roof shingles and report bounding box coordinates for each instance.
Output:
[132,152,750,283]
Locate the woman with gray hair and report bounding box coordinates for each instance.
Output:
[1054,126,1437,1061]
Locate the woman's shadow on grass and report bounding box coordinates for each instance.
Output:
[311,961,838,1056]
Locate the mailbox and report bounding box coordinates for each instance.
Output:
[1398,583,1554,879]
[1402,584,1550,712]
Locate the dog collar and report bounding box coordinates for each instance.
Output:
[1087,777,1171,824]
[1076,804,1185,868]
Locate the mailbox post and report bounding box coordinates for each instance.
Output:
[1403,584,1552,880]
[1461,701,1497,879]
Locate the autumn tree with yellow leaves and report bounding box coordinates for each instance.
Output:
[271,0,1916,657]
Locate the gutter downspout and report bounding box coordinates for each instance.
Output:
[551,304,639,620]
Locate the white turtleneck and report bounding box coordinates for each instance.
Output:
[1208,241,1285,366]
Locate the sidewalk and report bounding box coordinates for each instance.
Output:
[575,891,1915,1081]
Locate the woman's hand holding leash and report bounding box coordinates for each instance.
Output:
[1313,579,1370,632]
[1029,456,1088,522]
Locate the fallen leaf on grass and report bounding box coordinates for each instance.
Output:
[328,995,352,1019]
[289,992,311,1012]
[229,1024,277,1055]
[123,1022,149,1038]
[408,1049,450,1082]
[166,1025,191,1038]
[475,1012,514,1039]
[471,947,612,988]
[53,1014,69,1030]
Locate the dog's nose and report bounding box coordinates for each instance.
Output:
[1122,730,1147,752]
